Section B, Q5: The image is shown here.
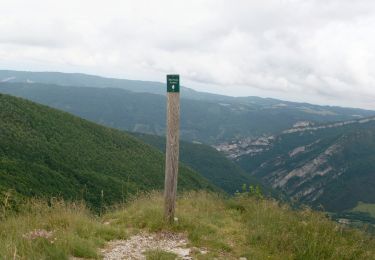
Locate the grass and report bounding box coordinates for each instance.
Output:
[352,202,375,218]
[106,191,375,260]
[144,249,178,260]
[0,199,126,259]
[1,191,375,259]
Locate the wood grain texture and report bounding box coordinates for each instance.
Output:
[164,92,180,222]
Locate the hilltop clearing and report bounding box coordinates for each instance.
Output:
[0,191,374,259]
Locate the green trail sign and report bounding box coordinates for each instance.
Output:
[167,74,180,93]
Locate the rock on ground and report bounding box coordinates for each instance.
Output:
[102,232,194,260]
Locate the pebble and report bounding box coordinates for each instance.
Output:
[102,232,199,260]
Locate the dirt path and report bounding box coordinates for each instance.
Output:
[101,232,202,260]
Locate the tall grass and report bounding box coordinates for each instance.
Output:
[0,198,125,259]
[1,191,374,259]
[105,191,375,259]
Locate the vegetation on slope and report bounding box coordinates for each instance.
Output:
[132,132,257,193]
[0,94,214,209]
[1,192,374,259]
[0,199,124,259]
[352,202,375,218]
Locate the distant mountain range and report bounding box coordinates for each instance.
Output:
[1,70,374,144]
[0,69,230,101]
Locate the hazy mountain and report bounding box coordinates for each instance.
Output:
[0,69,229,101]
[0,93,215,208]
[1,79,374,144]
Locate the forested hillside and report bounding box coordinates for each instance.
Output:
[132,132,259,193]
[0,94,215,209]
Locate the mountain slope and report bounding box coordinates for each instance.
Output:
[131,132,259,193]
[0,94,215,208]
[1,81,374,144]
[229,117,375,212]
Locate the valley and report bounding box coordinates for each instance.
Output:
[0,70,374,239]
[0,94,215,209]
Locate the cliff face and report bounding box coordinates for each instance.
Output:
[218,117,375,211]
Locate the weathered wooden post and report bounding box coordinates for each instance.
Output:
[164,74,180,223]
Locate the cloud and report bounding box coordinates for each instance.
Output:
[0,0,375,109]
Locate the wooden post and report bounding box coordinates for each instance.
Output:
[164,74,180,223]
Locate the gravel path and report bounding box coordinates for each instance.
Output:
[102,232,197,260]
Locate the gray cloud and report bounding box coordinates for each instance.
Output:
[1,0,375,109]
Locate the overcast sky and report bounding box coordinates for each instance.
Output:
[1,0,375,109]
